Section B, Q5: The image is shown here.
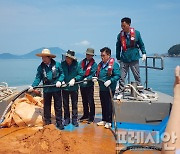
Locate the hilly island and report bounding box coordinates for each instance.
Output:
[0,44,180,59]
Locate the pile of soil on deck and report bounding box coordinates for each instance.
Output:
[17,124,86,153]
[0,124,116,154]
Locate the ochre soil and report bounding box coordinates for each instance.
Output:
[0,124,116,154]
[0,123,161,154]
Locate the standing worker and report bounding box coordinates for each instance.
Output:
[28,48,65,130]
[79,48,97,124]
[93,47,120,129]
[61,50,83,127]
[116,17,146,91]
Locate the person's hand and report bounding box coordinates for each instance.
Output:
[56,81,61,88]
[174,65,180,100]
[104,80,111,87]
[28,86,34,92]
[61,81,67,87]
[83,78,88,84]
[175,65,180,85]
[92,77,98,82]
[69,78,75,86]
[142,54,146,62]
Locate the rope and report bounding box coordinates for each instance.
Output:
[0,82,17,102]
[118,84,158,102]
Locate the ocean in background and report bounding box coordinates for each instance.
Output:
[0,57,179,96]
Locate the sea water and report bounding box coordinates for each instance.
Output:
[0,57,179,96]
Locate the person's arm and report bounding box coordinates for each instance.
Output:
[162,66,180,154]
[110,62,120,83]
[74,62,84,82]
[32,65,43,87]
[57,63,65,82]
[136,30,146,54]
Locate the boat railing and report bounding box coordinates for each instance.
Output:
[127,56,164,89]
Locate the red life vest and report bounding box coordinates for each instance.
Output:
[120,27,135,51]
[81,58,95,77]
[96,58,115,77]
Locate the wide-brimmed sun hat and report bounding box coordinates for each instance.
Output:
[65,50,76,60]
[36,48,56,58]
[86,48,95,56]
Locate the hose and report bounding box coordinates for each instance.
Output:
[119,145,162,154]
[0,79,95,125]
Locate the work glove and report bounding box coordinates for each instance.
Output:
[104,80,111,87]
[61,81,67,87]
[142,54,146,62]
[92,77,98,82]
[28,86,34,92]
[56,81,61,88]
[83,78,88,85]
[69,78,75,86]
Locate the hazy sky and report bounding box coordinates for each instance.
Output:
[0,0,180,55]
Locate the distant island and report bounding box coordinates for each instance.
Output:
[153,44,180,57]
[0,47,84,59]
[0,45,180,59]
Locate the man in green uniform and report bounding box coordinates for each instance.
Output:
[61,50,83,127]
[79,48,97,124]
[116,17,146,91]
[94,47,120,129]
[29,48,65,130]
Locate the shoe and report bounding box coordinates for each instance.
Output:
[97,121,106,126]
[87,119,94,124]
[64,119,70,126]
[72,120,79,127]
[44,120,51,125]
[79,115,89,122]
[104,122,111,129]
[56,123,64,130]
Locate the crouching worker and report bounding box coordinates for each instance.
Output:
[61,50,83,127]
[93,47,120,129]
[79,48,97,124]
[28,48,65,130]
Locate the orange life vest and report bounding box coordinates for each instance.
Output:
[96,58,115,77]
[81,58,95,77]
[120,27,135,51]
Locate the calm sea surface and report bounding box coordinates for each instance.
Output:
[0,57,179,96]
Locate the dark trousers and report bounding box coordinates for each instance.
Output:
[80,86,95,120]
[99,90,115,123]
[43,91,62,125]
[62,90,78,121]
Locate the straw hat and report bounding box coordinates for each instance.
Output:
[65,50,76,60]
[86,48,95,56]
[36,48,56,58]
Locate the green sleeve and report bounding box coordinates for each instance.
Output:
[74,62,84,81]
[110,62,120,83]
[137,31,146,54]
[116,33,121,60]
[57,63,65,82]
[32,65,43,87]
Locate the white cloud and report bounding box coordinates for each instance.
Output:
[74,40,90,46]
